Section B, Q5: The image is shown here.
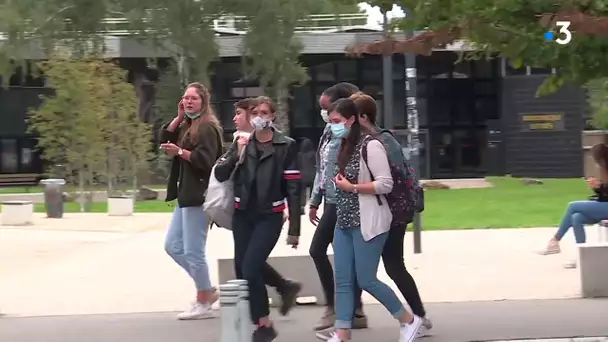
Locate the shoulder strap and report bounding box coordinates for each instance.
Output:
[361,137,383,205]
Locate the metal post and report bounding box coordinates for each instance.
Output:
[404,8,422,254]
[382,10,394,129]
[219,283,242,342]
[228,279,252,342]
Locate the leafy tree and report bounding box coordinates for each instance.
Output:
[149,63,182,180]
[96,61,151,195]
[587,78,608,130]
[27,58,109,212]
[0,0,121,82]
[351,1,608,93]
[118,0,222,87]
[226,0,342,133]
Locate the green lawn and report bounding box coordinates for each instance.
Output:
[422,177,588,230]
[0,177,591,230]
[0,185,164,194]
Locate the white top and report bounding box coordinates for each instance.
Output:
[357,139,394,241]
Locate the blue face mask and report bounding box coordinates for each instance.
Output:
[330,123,349,138]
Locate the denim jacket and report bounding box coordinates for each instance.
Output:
[309,125,341,207]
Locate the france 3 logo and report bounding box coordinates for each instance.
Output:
[544,21,572,45]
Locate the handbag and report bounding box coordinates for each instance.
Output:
[203,146,245,230]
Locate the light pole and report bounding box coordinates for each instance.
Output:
[403,7,422,254]
[381,10,393,129]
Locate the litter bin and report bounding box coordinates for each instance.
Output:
[40,178,66,218]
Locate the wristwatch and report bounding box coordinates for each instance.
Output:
[353,184,359,193]
[177,148,183,156]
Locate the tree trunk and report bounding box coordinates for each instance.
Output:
[78,171,85,213]
[274,81,290,135]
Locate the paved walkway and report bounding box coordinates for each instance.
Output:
[0,213,597,317]
[1,299,607,342]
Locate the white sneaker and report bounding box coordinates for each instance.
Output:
[399,315,422,342]
[536,240,561,255]
[416,316,433,337]
[563,259,577,269]
[176,302,216,320]
[326,332,342,342]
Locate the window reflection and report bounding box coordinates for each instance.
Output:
[1,139,18,173]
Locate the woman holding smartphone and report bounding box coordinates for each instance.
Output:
[537,143,608,268]
[159,82,224,320]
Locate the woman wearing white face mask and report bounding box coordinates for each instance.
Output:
[215,96,302,342]
[229,97,303,316]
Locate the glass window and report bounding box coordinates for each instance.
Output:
[427,52,456,78]
[530,67,552,75]
[217,101,236,129]
[312,62,336,82]
[474,81,497,96]
[292,84,313,128]
[362,57,382,82]
[416,79,427,98]
[1,139,18,173]
[453,61,472,78]
[474,59,495,79]
[393,81,406,127]
[392,56,405,80]
[428,98,450,125]
[416,98,428,126]
[337,60,357,81]
[505,60,526,75]
[230,86,264,98]
[475,97,499,120]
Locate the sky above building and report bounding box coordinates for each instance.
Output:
[359,3,405,28]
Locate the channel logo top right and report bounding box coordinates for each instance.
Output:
[544,21,572,45]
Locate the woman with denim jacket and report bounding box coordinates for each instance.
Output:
[308,83,367,333]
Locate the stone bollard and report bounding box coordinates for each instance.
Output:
[219,283,242,342]
[228,280,252,342]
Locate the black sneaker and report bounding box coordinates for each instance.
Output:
[279,280,302,316]
[252,325,278,342]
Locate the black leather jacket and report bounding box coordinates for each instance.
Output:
[214,129,302,236]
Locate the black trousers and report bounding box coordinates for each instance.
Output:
[381,222,426,318]
[309,203,363,311]
[233,210,284,323]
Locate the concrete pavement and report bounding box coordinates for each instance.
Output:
[0,213,599,317]
[1,212,607,341]
[0,299,607,342]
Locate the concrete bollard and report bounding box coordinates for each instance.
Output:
[219,284,241,342]
[228,280,252,342]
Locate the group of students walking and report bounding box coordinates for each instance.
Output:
[158,81,431,342]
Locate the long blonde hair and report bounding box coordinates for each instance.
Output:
[180,82,222,146]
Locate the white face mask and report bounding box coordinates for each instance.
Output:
[320,109,329,123]
[250,116,272,131]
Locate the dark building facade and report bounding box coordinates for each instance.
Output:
[0,31,587,180]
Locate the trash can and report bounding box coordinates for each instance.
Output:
[40,178,66,218]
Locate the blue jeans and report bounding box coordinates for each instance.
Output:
[555,200,608,244]
[164,205,213,291]
[333,226,406,329]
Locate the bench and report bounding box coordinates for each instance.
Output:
[596,221,608,243]
[0,173,41,187]
[578,242,608,298]
[217,254,334,306]
[1,200,34,226]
